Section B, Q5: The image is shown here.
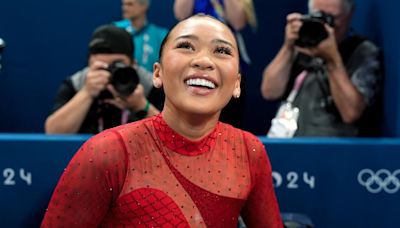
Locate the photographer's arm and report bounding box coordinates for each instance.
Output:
[326,57,366,123]
[105,84,160,119]
[124,85,160,118]
[173,0,195,20]
[45,89,94,134]
[224,0,247,31]
[261,45,296,100]
[261,13,301,100]
[45,62,110,134]
[129,95,160,119]
[309,25,366,123]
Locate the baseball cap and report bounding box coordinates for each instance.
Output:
[88,24,134,57]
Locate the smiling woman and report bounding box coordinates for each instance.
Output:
[153,14,241,129]
[41,14,283,227]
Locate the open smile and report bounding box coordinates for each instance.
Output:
[185,78,216,89]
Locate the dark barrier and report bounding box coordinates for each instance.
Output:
[1,134,399,227]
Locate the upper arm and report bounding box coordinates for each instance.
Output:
[41,131,127,227]
[240,133,283,228]
[173,0,195,20]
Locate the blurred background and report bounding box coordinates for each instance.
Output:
[1,0,399,137]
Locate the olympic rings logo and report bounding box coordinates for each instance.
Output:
[357,169,400,194]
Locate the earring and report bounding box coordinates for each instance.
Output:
[153,80,162,88]
[233,88,241,98]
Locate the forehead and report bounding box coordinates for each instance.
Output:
[123,0,139,4]
[311,0,344,14]
[91,53,130,62]
[169,17,237,45]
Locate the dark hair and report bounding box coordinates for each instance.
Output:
[89,24,134,60]
[158,29,171,63]
[158,13,231,63]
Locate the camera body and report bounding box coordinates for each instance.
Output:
[295,11,335,48]
[100,61,139,99]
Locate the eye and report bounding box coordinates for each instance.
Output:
[214,46,232,55]
[176,41,194,51]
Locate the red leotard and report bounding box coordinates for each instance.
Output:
[42,114,282,227]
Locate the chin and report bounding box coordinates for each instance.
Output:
[183,105,220,117]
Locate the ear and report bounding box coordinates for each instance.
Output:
[233,73,241,98]
[153,62,163,88]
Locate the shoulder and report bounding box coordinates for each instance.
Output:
[54,68,87,99]
[113,19,131,28]
[241,130,266,155]
[135,64,152,80]
[70,129,128,172]
[356,40,380,57]
[69,67,88,91]
[78,116,154,156]
[219,124,272,174]
[83,128,125,152]
[147,23,168,35]
[106,116,155,138]
[341,35,380,60]
[219,122,265,153]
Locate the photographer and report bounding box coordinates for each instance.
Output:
[261,0,382,137]
[45,25,163,134]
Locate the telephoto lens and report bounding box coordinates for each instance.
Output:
[108,61,140,98]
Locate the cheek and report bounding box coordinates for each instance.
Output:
[220,61,239,81]
[162,54,186,74]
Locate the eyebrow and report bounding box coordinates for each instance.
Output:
[174,35,234,48]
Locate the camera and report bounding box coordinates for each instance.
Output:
[295,11,335,48]
[100,61,139,99]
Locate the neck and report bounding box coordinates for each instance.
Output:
[161,107,220,141]
[130,15,146,30]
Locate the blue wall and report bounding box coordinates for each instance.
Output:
[0,0,399,136]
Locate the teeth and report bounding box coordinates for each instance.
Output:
[186,78,216,89]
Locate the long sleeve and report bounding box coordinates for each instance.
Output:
[241,132,283,228]
[41,130,128,227]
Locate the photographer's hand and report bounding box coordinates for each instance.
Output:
[296,24,341,63]
[83,61,111,98]
[284,13,303,49]
[104,84,146,111]
[104,83,160,119]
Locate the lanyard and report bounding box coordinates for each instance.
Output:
[97,101,130,133]
[286,70,308,103]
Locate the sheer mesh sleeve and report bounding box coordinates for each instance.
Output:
[240,132,283,228]
[41,130,128,227]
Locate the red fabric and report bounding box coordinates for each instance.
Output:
[41,114,283,227]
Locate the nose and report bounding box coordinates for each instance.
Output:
[190,52,215,71]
